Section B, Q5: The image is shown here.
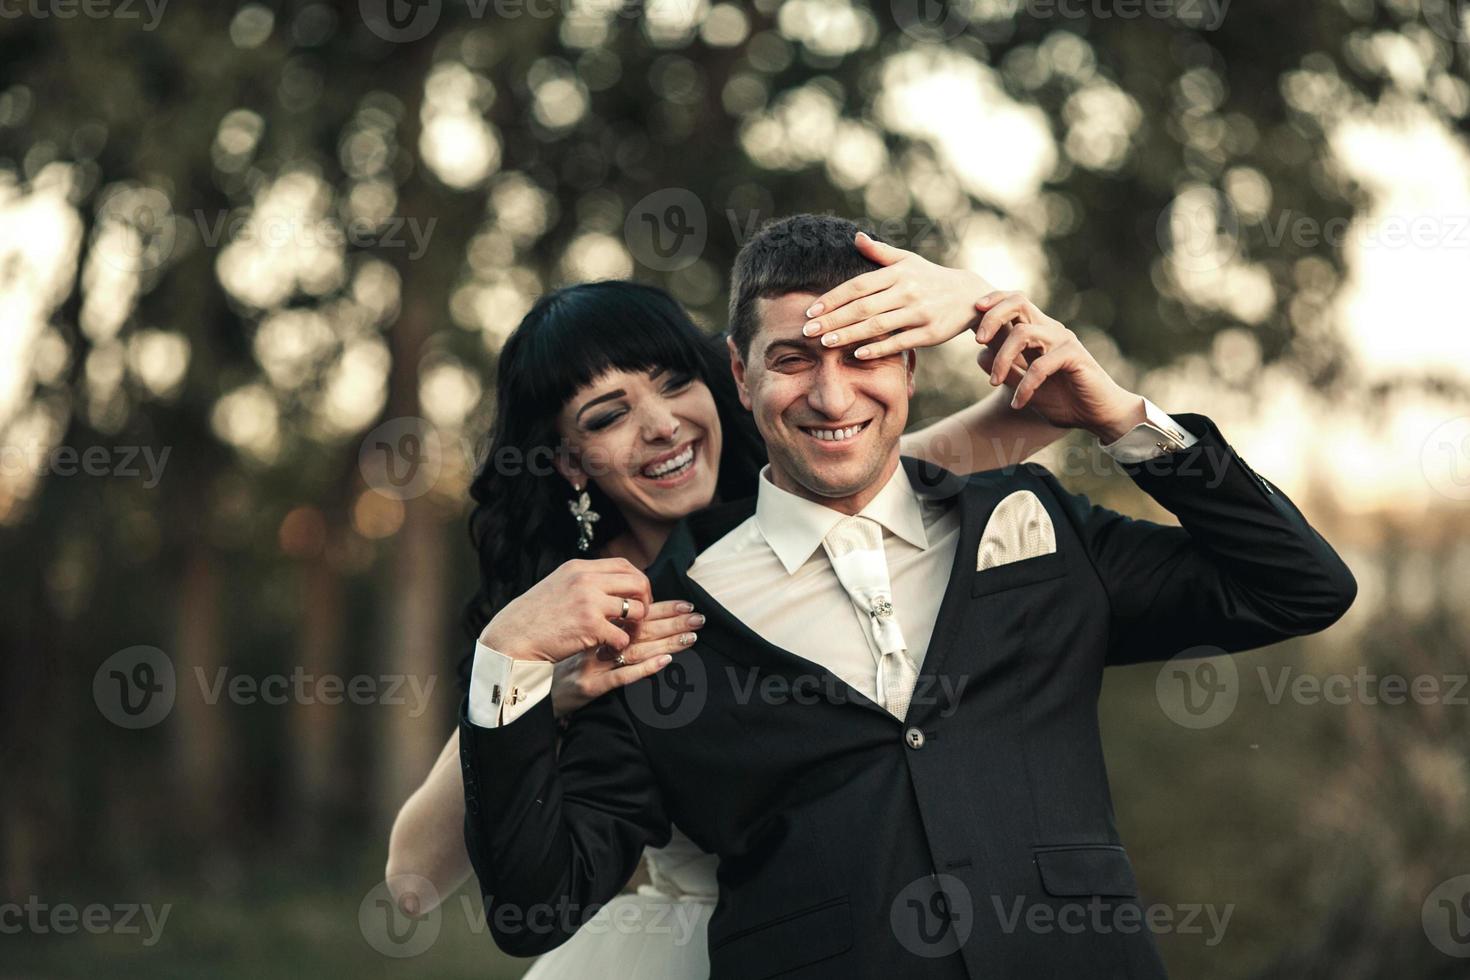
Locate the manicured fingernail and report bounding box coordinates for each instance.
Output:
[822,333,840,346]
[855,347,871,358]
[659,654,674,665]
[676,601,694,612]
[1011,394,1021,408]
[680,633,696,645]
[806,302,823,317]
[688,614,706,627]
[803,321,820,336]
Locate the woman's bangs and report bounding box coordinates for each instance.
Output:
[516,286,710,413]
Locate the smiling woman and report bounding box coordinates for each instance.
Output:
[554,362,724,562]
[385,281,771,974]
[462,280,765,632]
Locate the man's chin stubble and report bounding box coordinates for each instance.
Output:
[783,458,882,500]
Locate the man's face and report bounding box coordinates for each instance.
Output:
[730,291,915,510]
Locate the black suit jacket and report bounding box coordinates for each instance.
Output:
[460,414,1356,979]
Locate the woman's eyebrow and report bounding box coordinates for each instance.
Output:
[575,389,626,422]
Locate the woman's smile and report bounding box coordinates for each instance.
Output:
[638,438,702,488]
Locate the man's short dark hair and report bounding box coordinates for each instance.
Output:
[727,214,882,359]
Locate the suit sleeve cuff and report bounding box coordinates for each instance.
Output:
[467,640,556,727]
[1098,399,1199,464]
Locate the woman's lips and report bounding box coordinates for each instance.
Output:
[639,439,700,486]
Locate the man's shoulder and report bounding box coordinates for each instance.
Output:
[981,462,1075,508]
[904,455,1061,505]
[647,496,757,588]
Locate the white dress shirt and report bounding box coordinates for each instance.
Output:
[467,400,1196,726]
[685,462,958,707]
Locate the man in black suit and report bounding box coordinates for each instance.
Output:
[459,214,1356,978]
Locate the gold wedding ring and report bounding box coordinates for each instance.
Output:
[620,597,630,619]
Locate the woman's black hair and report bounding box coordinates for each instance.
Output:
[459,280,765,681]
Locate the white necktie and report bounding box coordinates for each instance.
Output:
[822,515,918,719]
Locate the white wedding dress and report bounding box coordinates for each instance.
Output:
[520,824,719,979]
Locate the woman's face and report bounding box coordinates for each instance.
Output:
[556,364,724,530]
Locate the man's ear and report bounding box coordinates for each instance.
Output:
[904,348,918,398]
[727,335,753,412]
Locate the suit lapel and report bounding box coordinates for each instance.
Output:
[675,563,893,721]
[901,457,1017,725]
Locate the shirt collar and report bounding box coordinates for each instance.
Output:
[754,461,930,575]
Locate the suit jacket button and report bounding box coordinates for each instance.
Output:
[904,727,925,749]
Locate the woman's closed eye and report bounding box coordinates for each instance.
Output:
[585,407,625,431]
[585,374,694,430]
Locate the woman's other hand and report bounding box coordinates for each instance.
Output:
[550,600,704,717]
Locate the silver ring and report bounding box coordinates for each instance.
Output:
[620,597,630,619]
[614,653,627,667]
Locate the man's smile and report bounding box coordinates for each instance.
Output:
[798,420,872,444]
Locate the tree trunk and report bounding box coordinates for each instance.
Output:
[174,546,228,843]
[287,548,346,851]
[378,494,448,829]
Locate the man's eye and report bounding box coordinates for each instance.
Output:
[775,356,806,369]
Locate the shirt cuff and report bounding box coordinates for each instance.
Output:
[1098,399,1199,463]
[466,640,556,727]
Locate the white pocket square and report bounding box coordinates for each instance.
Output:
[977,490,1057,571]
